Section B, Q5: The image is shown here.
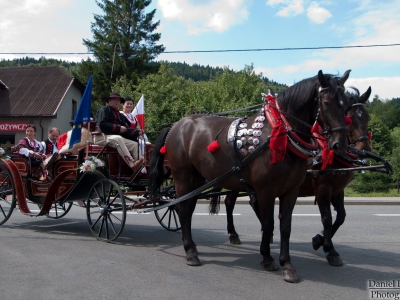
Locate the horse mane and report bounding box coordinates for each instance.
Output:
[192,110,219,116]
[278,74,338,111]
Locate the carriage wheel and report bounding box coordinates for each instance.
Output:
[154,201,181,231]
[39,202,73,219]
[86,179,126,241]
[0,165,16,226]
[154,179,181,231]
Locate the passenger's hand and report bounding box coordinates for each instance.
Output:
[120,126,127,133]
[34,152,44,159]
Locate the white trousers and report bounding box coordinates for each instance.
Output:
[93,134,142,168]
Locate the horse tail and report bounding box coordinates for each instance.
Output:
[208,186,222,215]
[208,194,221,215]
[149,127,170,200]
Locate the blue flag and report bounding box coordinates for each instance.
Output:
[69,75,92,149]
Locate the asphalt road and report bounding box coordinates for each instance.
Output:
[0,203,399,300]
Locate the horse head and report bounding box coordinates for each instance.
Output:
[345,86,372,151]
[315,70,351,155]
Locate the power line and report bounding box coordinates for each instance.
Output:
[1,43,400,55]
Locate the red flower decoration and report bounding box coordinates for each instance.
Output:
[311,122,321,134]
[344,116,352,125]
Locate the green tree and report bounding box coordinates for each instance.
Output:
[352,114,394,193]
[82,0,165,103]
[367,96,400,130]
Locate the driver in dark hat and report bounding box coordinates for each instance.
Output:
[94,92,144,178]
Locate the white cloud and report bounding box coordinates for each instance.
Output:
[267,0,304,17]
[253,66,275,79]
[0,0,95,60]
[346,77,400,100]
[157,0,250,34]
[307,2,332,24]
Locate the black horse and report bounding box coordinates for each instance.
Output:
[210,86,372,268]
[149,70,350,283]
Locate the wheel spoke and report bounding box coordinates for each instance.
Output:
[0,205,6,218]
[91,214,102,228]
[97,217,105,238]
[107,216,118,235]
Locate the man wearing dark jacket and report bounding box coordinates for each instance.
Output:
[94,92,144,176]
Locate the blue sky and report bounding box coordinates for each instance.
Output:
[1,0,399,99]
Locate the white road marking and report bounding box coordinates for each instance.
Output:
[292,214,322,216]
[374,214,400,217]
[194,213,241,216]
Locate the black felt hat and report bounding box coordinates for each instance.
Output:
[106,92,125,103]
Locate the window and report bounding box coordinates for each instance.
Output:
[72,99,77,119]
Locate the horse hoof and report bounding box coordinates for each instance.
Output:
[260,260,279,272]
[326,255,343,266]
[282,268,300,283]
[229,235,242,245]
[185,249,201,266]
[312,234,323,250]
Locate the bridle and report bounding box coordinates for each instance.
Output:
[345,101,369,146]
[314,84,347,139]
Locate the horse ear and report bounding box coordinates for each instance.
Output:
[268,88,276,96]
[339,69,351,85]
[359,86,372,103]
[317,70,327,87]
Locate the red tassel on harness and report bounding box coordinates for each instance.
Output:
[160,145,167,154]
[368,132,372,141]
[321,146,335,169]
[270,121,287,163]
[207,140,220,153]
[344,116,352,125]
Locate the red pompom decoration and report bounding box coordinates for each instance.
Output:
[344,116,352,125]
[207,140,220,153]
[368,132,372,141]
[160,145,167,154]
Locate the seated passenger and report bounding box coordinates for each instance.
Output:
[41,127,60,155]
[94,92,144,179]
[16,124,46,180]
[120,96,149,156]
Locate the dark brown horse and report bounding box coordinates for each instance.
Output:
[149,70,350,283]
[213,87,372,266]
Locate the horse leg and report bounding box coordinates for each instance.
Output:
[278,191,300,283]
[249,195,273,243]
[175,197,201,266]
[225,192,241,245]
[258,194,279,273]
[313,188,343,266]
[331,190,346,238]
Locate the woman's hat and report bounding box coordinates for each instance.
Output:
[106,92,125,103]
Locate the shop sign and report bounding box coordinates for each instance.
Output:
[0,122,29,132]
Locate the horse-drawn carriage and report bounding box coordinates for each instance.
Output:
[0,121,180,241]
[0,70,393,283]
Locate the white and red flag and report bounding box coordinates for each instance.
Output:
[133,94,145,129]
